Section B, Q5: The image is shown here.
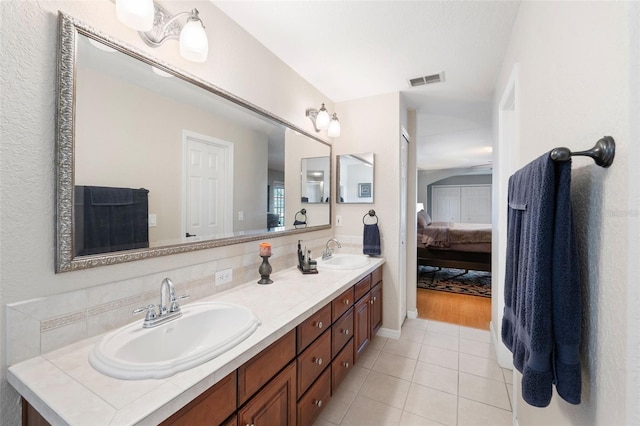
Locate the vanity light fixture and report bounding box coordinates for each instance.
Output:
[116,0,154,32]
[117,1,209,63]
[306,103,341,137]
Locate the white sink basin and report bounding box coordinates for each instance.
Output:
[89,302,260,380]
[319,254,370,270]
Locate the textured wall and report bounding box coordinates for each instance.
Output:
[0,1,334,423]
[492,1,639,424]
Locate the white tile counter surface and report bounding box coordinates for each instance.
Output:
[8,257,385,426]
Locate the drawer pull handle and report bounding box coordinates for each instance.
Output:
[313,357,323,365]
[342,328,350,335]
[342,362,350,368]
[343,299,350,305]
[315,321,323,329]
[370,299,374,305]
[314,400,323,407]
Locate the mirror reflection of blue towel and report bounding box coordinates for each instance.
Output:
[363,224,381,255]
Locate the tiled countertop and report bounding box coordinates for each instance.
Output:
[8,257,385,425]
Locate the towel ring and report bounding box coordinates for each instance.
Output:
[293,209,307,228]
[363,209,378,225]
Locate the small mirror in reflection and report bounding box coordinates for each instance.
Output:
[337,153,374,203]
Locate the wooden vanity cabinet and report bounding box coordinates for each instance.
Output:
[21,266,383,426]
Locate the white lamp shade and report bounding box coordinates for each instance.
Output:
[179,20,209,63]
[328,115,341,138]
[315,109,331,130]
[116,0,154,32]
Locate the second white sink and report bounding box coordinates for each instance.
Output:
[319,254,370,270]
[89,302,260,380]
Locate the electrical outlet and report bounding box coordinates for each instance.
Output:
[336,215,342,226]
[215,268,233,286]
[238,211,244,221]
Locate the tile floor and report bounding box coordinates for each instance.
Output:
[314,318,513,426]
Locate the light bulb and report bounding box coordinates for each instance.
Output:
[179,18,208,63]
[116,0,154,32]
[315,104,331,130]
[328,114,341,138]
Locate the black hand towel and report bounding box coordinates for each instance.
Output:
[363,224,381,255]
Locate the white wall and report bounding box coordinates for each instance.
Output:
[0,1,335,423]
[492,2,639,424]
[334,92,404,333]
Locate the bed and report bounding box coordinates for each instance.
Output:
[417,210,492,272]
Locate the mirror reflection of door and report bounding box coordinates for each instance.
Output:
[305,171,324,203]
[183,131,234,240]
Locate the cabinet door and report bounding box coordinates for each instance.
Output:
[238,361,296,426]
[460,185,491,223]
[353,293,371,363]
[370,283,382,337]
[432,186,461,222]
[297,367,331,426]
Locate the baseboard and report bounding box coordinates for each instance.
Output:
[377,327,401,340]
[407,309,418,319]
[490,321,513,369]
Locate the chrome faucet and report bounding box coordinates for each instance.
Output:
[133,278,189,328]
[322,238,342,260]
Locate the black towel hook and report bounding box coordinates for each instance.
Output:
[363,209,378,225]
[550,136,615,168]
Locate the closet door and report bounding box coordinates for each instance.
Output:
[460,185,491,223]
[431,186,460,222]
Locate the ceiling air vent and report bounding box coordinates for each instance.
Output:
[408,72,445,87]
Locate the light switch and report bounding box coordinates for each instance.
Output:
[238,211,244,221]
[336,215,342,226]
[149,214,157,227]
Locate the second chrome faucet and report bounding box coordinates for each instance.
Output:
[322,238,342,260]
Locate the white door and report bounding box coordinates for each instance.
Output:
[183,131,233,240]
[461,185,492,223]
[432,186,461,222]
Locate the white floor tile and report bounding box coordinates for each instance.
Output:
[402,318,429,330]
[399,411,444,426]
[459,326,491,343]
[318,387,357,425]
[458,352,505,381]
[423,331,459,352]
[341,395,403,426]
[340,364,370,394]
[457,397,512,426]
[359,371,411,409]
[458,372,511,410]
[400,326,427,344]
[412,361,458,395]
[418,344,459,371]
[427,320,460,336]
[372,352,417,381]
[404,383,458,426]
[459,337,496,359]
[382,338,422,360]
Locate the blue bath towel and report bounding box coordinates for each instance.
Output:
[363,224,381,255]
[501,152,582,407]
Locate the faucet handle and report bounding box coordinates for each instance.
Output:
[133,304,157,322]
[170,294,190,313]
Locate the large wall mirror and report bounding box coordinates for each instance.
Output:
[336,153,374,203]
[56,13,331,272]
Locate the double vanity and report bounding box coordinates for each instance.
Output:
[9,255,384,425]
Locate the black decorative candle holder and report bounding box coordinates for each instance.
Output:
[257,255,273,284]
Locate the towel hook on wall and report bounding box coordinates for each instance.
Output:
[550,136,615,168]
[363,209,378,225]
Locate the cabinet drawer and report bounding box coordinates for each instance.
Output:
[297,366,331,426]
[238,329,296,406]
[161,371,236,426]
[331,307,354,358]
[297,303,332,354]
[332,286,354,321]
[297,330,331,396]
[221,414,237,426]
[354,274,372,302]
[332,338,354,394]
[372,266,383,286]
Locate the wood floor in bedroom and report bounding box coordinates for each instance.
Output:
[417,289,491,330]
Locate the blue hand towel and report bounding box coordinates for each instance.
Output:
[363,224,381,255]
[501,152,581,407]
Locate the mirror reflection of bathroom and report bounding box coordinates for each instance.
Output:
[301,157,330,203]
[337,152,374,203]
